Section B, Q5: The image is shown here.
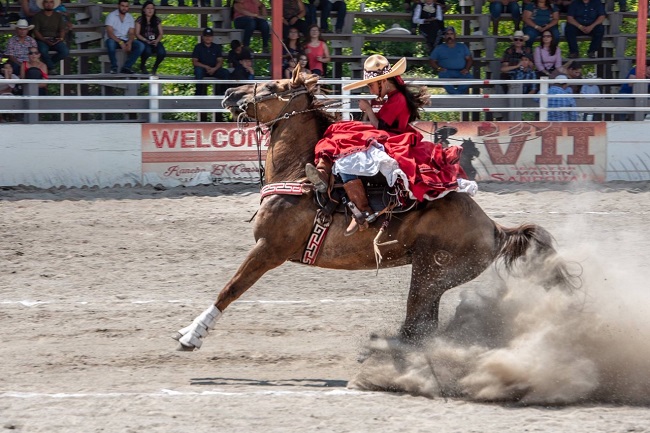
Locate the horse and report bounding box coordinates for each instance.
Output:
[173,70,580,351]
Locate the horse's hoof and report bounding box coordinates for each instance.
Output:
[176,343,196,352]
[172,332,182,341]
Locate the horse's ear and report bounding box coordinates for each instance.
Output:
[290,64,304,87]
[303,73,320,93]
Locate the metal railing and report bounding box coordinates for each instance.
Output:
[0,77,649,123]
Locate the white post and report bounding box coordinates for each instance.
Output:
[149,75,160,123]
[539,76,549,122]
[342,77,352,121]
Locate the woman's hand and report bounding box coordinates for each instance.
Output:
[358,99,371,113]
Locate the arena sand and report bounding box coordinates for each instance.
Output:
[1,182,649,432]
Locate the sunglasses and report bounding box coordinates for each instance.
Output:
[513,38,523,42]
[29,51,39,54]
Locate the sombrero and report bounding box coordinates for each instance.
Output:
[36,0,61,9]
[343,55,407,91]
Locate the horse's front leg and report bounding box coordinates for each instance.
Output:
[174,238,287,351]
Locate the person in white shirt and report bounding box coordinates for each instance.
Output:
[104,0,144,74]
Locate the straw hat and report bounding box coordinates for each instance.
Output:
[13,19,34,31]
[36,0,61,9]
[343,55,407,91]
[510,30,529,42]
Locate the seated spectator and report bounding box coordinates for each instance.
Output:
[509,53,538,94]
[564,61,582,93]
[429,26,473,95]
[5,19,37,76]
[500,30,533,78]
[33,0,69,75]
[20,47,48,95]
[308,0,347,34]
[285,52,311,78]
[0,62,18,121]
[488,0,521,35]
[282,27,302,73]
[227,39,243,69]
[192,27,230,96]
[303,24,330,76]
[522,0,559,48]
[282,0,308,39]
[565,0,606,59]
[232,0,270,52]
[19,0,40,22]
[412,0,445,53]
[230,48,255,80]
[104,0,145,74]
[547,75,578,121]
[134,0,166,75]
[616,62,650,120]
[580,71,601,121]
[533,30,562,78]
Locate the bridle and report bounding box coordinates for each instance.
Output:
[234,82,315,186]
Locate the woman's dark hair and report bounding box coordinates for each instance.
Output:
[540,32,558,56]
[388,77,429,122]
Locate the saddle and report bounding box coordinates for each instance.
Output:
[314,173,418,220]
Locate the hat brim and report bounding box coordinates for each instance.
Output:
[14,24,35,31]
[343,57,407,91]
[36,0,61,9]
[510,35,530,41]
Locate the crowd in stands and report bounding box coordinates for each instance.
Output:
[0,0,646,122]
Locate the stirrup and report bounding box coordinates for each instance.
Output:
[306,163,328,193]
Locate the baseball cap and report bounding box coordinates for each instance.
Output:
[444,26,456,34]
[202,28,214,36]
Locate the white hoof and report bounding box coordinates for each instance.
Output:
[173,305,222,350]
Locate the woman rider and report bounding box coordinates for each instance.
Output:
[306,55,476,236]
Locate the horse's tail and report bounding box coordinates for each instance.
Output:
[495,223,582,291]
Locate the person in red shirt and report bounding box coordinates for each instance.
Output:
[307,55,469,235]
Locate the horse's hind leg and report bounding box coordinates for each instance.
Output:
[174,238,287,351]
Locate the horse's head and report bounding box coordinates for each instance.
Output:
[222,68,320,125]
[461,138,480,159]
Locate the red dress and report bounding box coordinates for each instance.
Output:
[313,90,465,201]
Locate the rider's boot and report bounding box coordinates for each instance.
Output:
[343,179,372,236]
[305,158,332,193]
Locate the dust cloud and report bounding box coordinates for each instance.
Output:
[350,250,650,404]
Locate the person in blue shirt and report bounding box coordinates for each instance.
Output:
[565,0,606,59]
[429,26,473,94]
[547,75,578,121]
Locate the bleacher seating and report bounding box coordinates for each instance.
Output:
[0,1,640,100]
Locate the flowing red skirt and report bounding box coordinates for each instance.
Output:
[314,121,466,201]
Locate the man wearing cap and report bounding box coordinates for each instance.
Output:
[547,75,578,121]
[192,27,230,96]
[5,19,37,75]
[32,0,68,75]
[105,0,144,74]
[230,48,255,80]
[429,26,473,94]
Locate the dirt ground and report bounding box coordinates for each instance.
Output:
[1,182,649,432]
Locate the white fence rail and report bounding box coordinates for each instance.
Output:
[1,77,649,123]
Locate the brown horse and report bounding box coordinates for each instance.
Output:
[174,71,580,351]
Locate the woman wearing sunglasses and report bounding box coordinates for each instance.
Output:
[20,48,48,95]
[533,30,563,78]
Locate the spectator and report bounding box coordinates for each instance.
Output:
[308,0,347,34]
[192,27,230,96]
[533,30,562,78]
[5,19,37,76]
[134,0,166,75]
[227,39,243,69]
[580,71,601,120]
[564,61,582,93]
[619,62,650,95]
[19,0,40,22]
[20,46,48,95]
[429,26,473,95]
[509,53,538,94]
[232,0,270,52]
[412,0,445,53]
[500,30,533,79]
[282,0,308,39]
[285,52,311,78]
[565,0,606,59]
[488,0,521,35]
[303,24,330,76]
[33,0,69,75]
[0,62,18,121]
[282,27,302,73]
[105,0,144,74]
[547,75,578,121]
[230,47,255,80]
[522,0,559,48]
